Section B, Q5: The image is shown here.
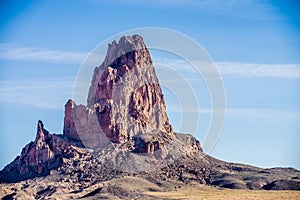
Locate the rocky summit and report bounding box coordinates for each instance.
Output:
[0,35,299,199]
[64,35,173,149]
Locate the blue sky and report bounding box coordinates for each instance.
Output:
[0,0,299,169]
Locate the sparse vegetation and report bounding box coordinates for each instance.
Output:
[145,186,300,200]
[2,176,299,199]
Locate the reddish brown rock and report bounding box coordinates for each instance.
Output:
[1,35,299,195]
[64,35,173,149]
[0,121,82,183]
[63,99,111,148]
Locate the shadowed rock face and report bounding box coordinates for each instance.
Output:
[63,35,173,149]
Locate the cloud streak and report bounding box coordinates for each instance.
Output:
[0,79,73,109]
[167,103,300,119]
[0,44,89,64]
[1,43,299,79]
[216,61,300,79]
[154,58,300,79]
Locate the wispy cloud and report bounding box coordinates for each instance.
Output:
[1,43,299,79]
[216,61,300,79]
[167,102,300,119]
[154,58,300,79]
[0,44,89,64]
[0,79,74,109]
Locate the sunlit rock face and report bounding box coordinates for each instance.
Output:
[63,35,173,149]
[0,121,83,182]
[1,35,297,196]
[0,35,200,184]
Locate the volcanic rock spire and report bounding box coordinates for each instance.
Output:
[1,35,300,194]
[64,35,173,149]
[0,121,71,182]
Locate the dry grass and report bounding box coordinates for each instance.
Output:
[2,177,300,199]
[145,186,300,200]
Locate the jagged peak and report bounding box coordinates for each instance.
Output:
[37,120,44,130]
[65,99,76,108]
[35,120,49,143]
[66,35,173,148]
[101,34,152,69]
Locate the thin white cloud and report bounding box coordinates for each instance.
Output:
[153,58,300,79]
[1,43,299,79]
[0,43,89,64]
[217,61,300,79]
[167,103,300,118]
[0,79,74,109]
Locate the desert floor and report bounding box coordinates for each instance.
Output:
[145,185,300,200]
[1,176,299,199]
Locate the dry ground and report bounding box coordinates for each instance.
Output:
[1,176,300,199]
[145,186,300,200]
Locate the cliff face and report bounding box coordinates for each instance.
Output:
[0,35,188,184]
[63,35,173,149]
[0,121,85,183]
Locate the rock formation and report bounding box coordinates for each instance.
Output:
[63,35,173,149]
[0,121,86,183]
[0,35,299,199]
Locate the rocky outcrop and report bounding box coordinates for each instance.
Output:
[63,35,173,149]
[63,99,111,148]
[263,179,300,190]
[1,34,299,197]
[0,121,83,183]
